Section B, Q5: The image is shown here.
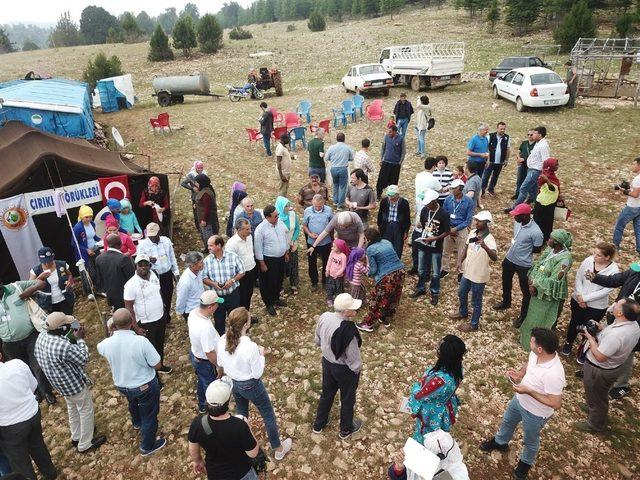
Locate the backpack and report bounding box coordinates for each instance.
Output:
[427,117,436,130]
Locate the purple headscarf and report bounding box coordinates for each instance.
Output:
[345,247,365,282]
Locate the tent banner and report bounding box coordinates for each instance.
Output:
[24,180,102,216]
[98,175,130,205]
[0,194,43,279]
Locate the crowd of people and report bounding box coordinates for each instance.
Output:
[0,95,638,480]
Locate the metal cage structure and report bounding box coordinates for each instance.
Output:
[569,37,640,106]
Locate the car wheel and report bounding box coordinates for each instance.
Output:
[410,75,421,91]
[492,86,499,99]
[157,92,171,107]
[516,97,525,112]
[383,88,389,97]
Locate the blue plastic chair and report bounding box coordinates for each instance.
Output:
[288,126,307,151]
[332,108,347,128]
[297,100,312,124]
[342,99,356,122]
[352,94,364,119]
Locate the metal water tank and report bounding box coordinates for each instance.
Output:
[152,74,210,95]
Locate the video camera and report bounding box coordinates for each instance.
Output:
[577,319,599,337]
[614,180,631,191]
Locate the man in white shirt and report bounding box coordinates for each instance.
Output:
[613,156,640,254]
[175,251,205,322]
[414,157,442,204]
[188,290,224,412]
[226,218,258,317]
[0,359,57,479]
[508,126,550,211]
[480,328,565,480]
[123,254,171,374]
[136,222,179,326]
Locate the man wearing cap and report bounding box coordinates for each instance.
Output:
[97,308,166,456]
[450,211,498,332]
[188,377,260,478]
[495,204,544,328]
[33,312,106,453]
[376,125,406,199]
[441,179,475,279]
[175,251,206,322]
[410,190,450,306]
[95,234,135,309]
[123,254,172,374]
[313,293,364,440]
[377,185,411,259]
[29,247,75,315]
[188,291,224,413]
[203,235,245,333]
[136,223,180,326]
[297,173,329,208]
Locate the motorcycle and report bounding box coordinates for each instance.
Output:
[226,82,264,102]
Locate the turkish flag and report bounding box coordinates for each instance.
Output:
[98,175,130,205]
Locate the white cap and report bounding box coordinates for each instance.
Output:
[135,254,151,264]
[473,210,493,223]
[386,185,399,196]
[146,222,160,236]
[205,376,233,405]
[450,179,465,189]
[419,189,439,205]
[334,293,362,311]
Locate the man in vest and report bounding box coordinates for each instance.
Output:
[376,125,406,199]
[481,122,511,197]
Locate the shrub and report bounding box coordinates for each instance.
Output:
[554,0,596,52]
[286,24,296,32]
[82,52,123,89]
[197,14,223,54]
[148,24,174,61]
[229,26,253,40]
[308,11,326,32]
[172,15,197,56]
[615,12,637,38]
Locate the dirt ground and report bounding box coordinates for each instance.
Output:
[2,5,640,480]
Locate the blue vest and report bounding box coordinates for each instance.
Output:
[33,261,75,312]
[382,134,404,164]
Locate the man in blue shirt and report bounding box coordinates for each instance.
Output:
[466,123,490,178]
[97,308,165,457]
[441,179,475,278]
[175,251,205,322]
[234,197,264,234]
[303,194,334,288]
[325,133,355,209]
[376,125,406,199]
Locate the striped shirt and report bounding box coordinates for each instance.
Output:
[351,261,369,286]
[204,250,244,296]
[433,168,454,200]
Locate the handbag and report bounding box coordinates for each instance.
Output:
[427,117,436,130]
[554,206,571,221]
[14,283,48,333]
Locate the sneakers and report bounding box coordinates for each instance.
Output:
[609,386,630,400]
[493,301,510,311]
[356,323,374,333]
[430,293,439,306]
[409,290,426,299]
[459,323,478,332]
[87,294,95,301]
[266,305,277,316]
[159,365,173,374]
[560,343,572,356]
[274,438,292,460]
[312,425,324,434]
[339,419,363,440]
[513,460,532,480]
[440,270,449,279]
[140,437,167,456]
[479,437,509,452]
[573,421,603,433]
[380,319,391,328]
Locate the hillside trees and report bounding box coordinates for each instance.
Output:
[380,0,406,18]
[22,39,40,51]
[82,52,123,88]
[48,11,81,48]
[158,8,179,34]
[121,12,143,42]
[506,0,542,35]
[554,0,597,51]
[308,10,327,30]
[148,24,174,61]
[136,11,156,35]
[180,3,200,22]
[0,28,14,54]
[172,16,197,57]
[197,14,223,54]
[80,6,119,44]
[486,0,500,32]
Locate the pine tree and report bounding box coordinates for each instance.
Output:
[82,52,123,89]
[197,14,223,54]
[0,28,14,54]
[308,10,327,31]
[121,12,142,43]
[172,15,197,57]
[486,0,500,32]
[380,0,406,19]
[48,11,81,48]
[148,24,174,61]
[554,0,596,52]
[506,0,542,35]
[360,0,381,15]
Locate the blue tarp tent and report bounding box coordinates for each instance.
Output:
[95,74,135,113]
[0,79,94,139]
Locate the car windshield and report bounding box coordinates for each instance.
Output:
[359,65,385,75]
[530,73,563,85]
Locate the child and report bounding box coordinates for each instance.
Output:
[453,165,467,183]
[345,247,369,303]
[325,239,349,307]
[118,199,143,235]
[386,115,396,130]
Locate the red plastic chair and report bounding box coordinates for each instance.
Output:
[371,99,384,108]
[284,112,301,129]
[150,118,161,132]
[245,128,264,150]
[157,112,171,132]
[365,103,384,121]
[272,126,289,142]
[309,119,331,136]
[270,108,284,126]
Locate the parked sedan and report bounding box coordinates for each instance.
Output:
[488,56,550,83]
[492,67,569,112]
[342,64,393,96]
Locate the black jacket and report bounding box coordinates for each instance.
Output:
[259,109,274,136]
[95,250,135,308]
[593,268,640,302]
[377,197,411,237]
[393,100,414,120]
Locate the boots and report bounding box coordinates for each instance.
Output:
[479,437,508,452]
[513,460,532,479]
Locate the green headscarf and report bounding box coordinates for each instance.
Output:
[550,229,572,249]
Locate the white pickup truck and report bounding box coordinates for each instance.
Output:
[379,42,465,91]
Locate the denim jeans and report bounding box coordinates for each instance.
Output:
[416,250,442,294]
[117,377,160,452]
[396,118,409,137]
[481,163,503,193]
[495,396,548,466]
[308,167,326,183]
[514,162,528,197]
[262,135,272,156]
[331,167,349,208]
[458,276,486,328]
[613,205,640,253]
[232,378,282,449]
[415,127,426,155]
[190,352,217,411]
[213,288,241,335]
[513,168,541,207]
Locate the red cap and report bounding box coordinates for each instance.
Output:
[510,203,532,216]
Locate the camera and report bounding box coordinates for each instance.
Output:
[614,180,630,191]
[577,319,599,336]
[468,236,480,243]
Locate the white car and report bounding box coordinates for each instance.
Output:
[492,67,569,112]
[341,63,393,96]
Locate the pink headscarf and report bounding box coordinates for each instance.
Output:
[333,239,350,257]
[105,215,120,230]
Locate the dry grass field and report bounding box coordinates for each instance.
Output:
[2,5,640,480]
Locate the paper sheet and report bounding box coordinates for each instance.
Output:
[403,437,441,480]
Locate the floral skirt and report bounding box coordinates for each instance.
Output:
[363,270,405,326]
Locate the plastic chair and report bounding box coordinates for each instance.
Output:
[332,108,347,129]
[157,112,171,132]
[272,126,289,143]
[309,119,331,136]
[245,128,264,151]
[288,126,307,151]
[371,99,384,108]
[284,112,301,129]
[365,103,384,121]
[342,99,356,123]
[149,118,161,133]
[352,95,365,119]
[270,107,284,126]
[296,100,312,123]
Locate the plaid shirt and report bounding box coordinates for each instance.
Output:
[204,250,244,296]
[389,201,399,222]
[34,332,89,397]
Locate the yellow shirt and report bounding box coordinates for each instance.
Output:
[462,230,497,284]
[536,183,559,206]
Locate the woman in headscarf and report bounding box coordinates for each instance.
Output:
[118,198,143,235]
[181,161,206,228]
[226,182,247,237]
[275,196,301,295]
[519,229,573,350]
[533,158,561,243]
[103,216,137,256]
[139,176,169,233]
[72,205,101,298]
[194,173,219,249]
